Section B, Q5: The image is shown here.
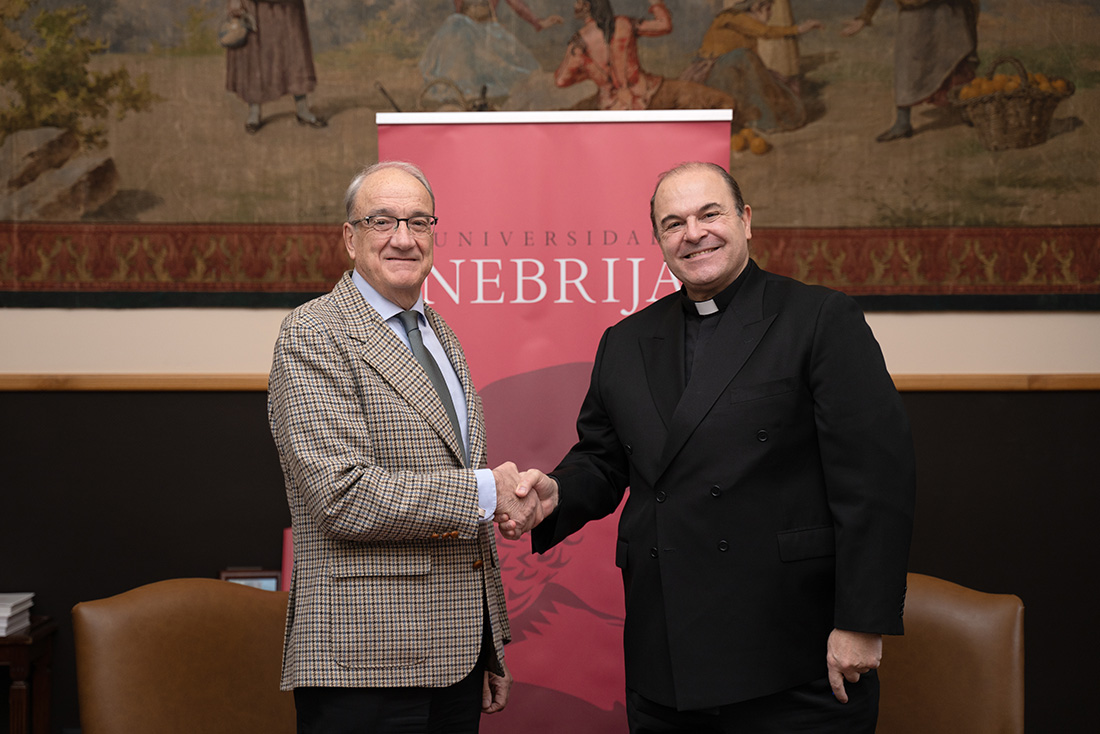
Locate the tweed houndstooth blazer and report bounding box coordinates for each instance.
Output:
[268,271,510,691]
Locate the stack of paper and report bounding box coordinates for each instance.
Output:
[0,592,34,636]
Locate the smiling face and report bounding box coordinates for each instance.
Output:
[342,166,435,310]
[652,166,752,301]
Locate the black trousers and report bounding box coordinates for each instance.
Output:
[627,672,879,734]
[294,623,491,734]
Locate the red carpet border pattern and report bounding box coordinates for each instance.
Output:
[1,222,1097,298]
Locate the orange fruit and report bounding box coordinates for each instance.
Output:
[731,133,748,152]
[1052,78,1068,94]
[749,136,771,155]
[739,127,757,139]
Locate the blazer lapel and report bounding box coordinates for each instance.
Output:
[656,262,776,478]
[335,275,467,467]
[427,306,481,467]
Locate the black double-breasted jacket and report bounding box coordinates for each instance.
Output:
[532,260,916,711]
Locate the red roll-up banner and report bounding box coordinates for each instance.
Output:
[379,111,731,732]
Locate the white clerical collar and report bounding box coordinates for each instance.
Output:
[694,299,719,316]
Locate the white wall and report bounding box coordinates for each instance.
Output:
[3,309,1099,376]
[867,312,1100,374]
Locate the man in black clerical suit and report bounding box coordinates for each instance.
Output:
[505,161,916,733]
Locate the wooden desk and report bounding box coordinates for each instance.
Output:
[0,616,57,734]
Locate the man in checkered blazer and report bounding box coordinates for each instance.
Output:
[268,161,535,733]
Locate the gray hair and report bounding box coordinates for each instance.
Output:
[649,162,746,239]
[343,161,435,220]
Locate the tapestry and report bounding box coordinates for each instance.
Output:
[1,0,1098,309]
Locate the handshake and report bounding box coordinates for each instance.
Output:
[491,462,560,541]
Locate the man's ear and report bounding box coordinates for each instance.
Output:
[342,222,356,259]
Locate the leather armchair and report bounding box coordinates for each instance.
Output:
[878,572,1025,734]
[72,578,295,734]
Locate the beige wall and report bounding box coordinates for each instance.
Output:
[2,309,1099,377]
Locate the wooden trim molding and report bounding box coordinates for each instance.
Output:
[892,374,1100,391]
[1,373,1099,392]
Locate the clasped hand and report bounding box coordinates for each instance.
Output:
[490,462,558,540]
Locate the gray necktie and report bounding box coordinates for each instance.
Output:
[397,310,466,465]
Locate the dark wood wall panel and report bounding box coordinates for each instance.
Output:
[1,390,1094,732]
[0,392,290,734]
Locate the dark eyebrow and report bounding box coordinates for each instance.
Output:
[659,201,724,228]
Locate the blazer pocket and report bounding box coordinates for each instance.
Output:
[330,546,431,579]
[727,376,800,405]
[776,525,836,562]
[328,547,431,669]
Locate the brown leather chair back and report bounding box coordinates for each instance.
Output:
[73,578,295,734]
[878,572,1024,734]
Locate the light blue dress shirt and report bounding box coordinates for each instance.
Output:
[352,270,496,520]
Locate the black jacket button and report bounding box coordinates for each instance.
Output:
[655,491,667,503]
[650,547,659,558]
[756,430,769,442]
[717,540,729,552]
[710,485,721,497]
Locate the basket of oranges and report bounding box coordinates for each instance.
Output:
[954,57,1074,151]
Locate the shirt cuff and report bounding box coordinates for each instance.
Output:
[475,468,496,521]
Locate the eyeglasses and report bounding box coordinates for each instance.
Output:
[348,215,438,236]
